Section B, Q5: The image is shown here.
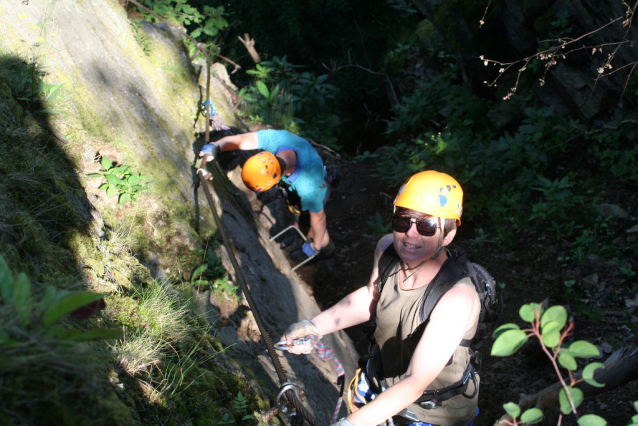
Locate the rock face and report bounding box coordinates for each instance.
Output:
[0,0,357,423]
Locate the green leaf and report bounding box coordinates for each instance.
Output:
[577,414,607,426]
[256,81,270,99]
[192,279,211,286]
[39,286,63,312]
[105,174,121,186]
[43,292,105,327]
[98,183,109,190]
[492,323,520,339]
[520,408,543,424]
[503,402,520,418]
[101,155,113,170]
[519,124,535,134]
[13,273,32,324]
[191,264,209,281]
[634,400,638,412]
[541,305,567,329]
[491,329,528,356]
[559,386,583,414]
[87,173,104,178]
[569,341,600,358]
[0,255,14,302]
[57,328,123,341]
[106,186,116,198]
[542,328,561,348]
[110,166,129,174]
[119,193,130,204]
[582,362,605,388]
[558,352,577,370]
[519,304,536,322]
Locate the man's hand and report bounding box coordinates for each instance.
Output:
[199,143,220,161]
[280,319,321,354]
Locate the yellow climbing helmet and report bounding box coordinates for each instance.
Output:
[393,170,463,225]
[241,151,282,192]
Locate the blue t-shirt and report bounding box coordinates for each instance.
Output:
[257,130,327,213]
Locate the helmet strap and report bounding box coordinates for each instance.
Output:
[431,217,445,259]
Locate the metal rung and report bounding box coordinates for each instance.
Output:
[270,225,306,242]
[269,225,317,271]
[291,251,319,271]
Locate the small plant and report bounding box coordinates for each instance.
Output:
[362,212,392,240]
[217,392,256,425]
[131,20,153,56]
[492,303,607,425]
[88,156,150,204]
[191,248,235,293]
[530,175,582,222]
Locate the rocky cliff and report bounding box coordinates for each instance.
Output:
[0,0,357,423]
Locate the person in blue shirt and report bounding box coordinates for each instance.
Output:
[199,130,335,263]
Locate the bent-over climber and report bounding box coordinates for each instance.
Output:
[199,129,337,264]
[280,170,481,426]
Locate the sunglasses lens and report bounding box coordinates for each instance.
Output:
[392,217,438,236]
[416,221,437,236]
[391,217,412,233]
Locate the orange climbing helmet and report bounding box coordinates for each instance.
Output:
[393,170,463,225]
[241,151,282,192]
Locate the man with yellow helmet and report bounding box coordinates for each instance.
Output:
[199,129,335,263]
[280,171,481,426]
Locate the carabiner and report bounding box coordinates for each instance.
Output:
[274,337,310,351]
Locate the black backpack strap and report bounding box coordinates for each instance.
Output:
[377,244,401,293]
[418,253,468,323]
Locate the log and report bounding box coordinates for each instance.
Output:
[494,344,638,425]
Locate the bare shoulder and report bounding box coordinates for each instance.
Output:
[434,280,479,314]
[377,234,394,254]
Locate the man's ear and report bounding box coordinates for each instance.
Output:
[442,227,457,246]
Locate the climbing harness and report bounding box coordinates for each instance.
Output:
[202,100,230,131]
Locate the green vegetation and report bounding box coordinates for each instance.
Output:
[87,156,151,204]
[190,245,236,295]
[492,303,620,425]
[0,41,264,425]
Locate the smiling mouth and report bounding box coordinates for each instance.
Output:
[403,242,421,249]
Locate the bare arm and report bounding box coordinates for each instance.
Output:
[199,132,259,160]
[346,283,480,426]
[285,235,393,354]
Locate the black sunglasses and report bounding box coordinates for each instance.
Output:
[391,216,439,237]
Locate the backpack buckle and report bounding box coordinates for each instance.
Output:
[419,400,436,409]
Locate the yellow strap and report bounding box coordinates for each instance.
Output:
[346,368,363,414]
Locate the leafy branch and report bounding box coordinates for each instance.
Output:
[492,303,607,425]
[480,0,638,100]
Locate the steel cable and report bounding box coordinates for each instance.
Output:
[196,169,320,426]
